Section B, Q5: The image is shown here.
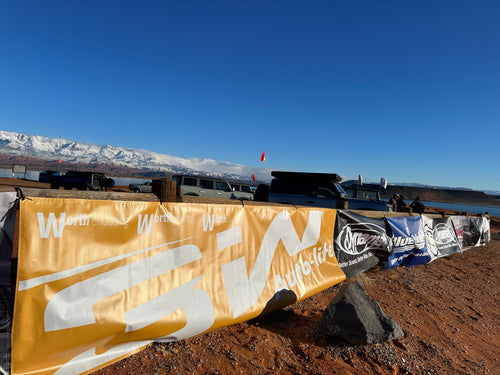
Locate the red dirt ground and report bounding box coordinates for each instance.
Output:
[92,227,500,375]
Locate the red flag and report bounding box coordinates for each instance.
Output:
[58,159,62,163]
[260,151,265,162]
[252,173,256,181]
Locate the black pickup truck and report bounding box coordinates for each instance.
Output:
[267,171,391,211]
[40,170,115,191]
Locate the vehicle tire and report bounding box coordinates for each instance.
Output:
[50,182,60,190]
[101,178,115,190]
[254,184,269,202]
[64,186,72,190]
[133,188,140,193]
[77,182,88,191]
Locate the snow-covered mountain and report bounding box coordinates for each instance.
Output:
[0,130,273,182]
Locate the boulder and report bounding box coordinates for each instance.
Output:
[318,281,404,344]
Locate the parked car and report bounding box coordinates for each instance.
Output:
[46,170,115,191]
[230,183,254,201]
[172,175,235,199]
[267,171,391,211]
[129,181,152,193]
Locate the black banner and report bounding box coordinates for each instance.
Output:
[422,216,461,259]
[0,192,15,375]
[334,210,393,279]
[471,216,490,246]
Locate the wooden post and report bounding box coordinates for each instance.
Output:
[152,178,177,202]
[336,201,348,210]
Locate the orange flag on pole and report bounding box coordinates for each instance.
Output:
[260,151,265,162]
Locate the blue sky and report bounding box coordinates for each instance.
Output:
[1,1,499,191]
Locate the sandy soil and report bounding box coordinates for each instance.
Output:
[0,177,50,189]
[91,237,499,375]
[91,207,499,375]
[3,177,499,374]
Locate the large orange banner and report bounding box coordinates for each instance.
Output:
[13,198,345,374]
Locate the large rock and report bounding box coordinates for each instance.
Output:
[318,281,404,344]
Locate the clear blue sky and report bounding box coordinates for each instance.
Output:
[1,1,499,191]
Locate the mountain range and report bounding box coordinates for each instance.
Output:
[1,130,499,197]
[0,130,272,183]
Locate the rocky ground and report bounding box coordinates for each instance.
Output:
[2,177,499,374]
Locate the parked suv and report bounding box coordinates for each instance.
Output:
[172,175,235,199]
[230,183,254,201]
[45,170,115,191]
[129,181,152,193]
[268,171,390,211]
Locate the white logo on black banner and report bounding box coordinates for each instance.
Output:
[433,223,456,246]
[336,222,391,255]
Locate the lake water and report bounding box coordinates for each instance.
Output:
[418,200,500,217]
[381,199,499,217]
[398,199,500,217]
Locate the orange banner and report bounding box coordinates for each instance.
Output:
[13,198,345,374]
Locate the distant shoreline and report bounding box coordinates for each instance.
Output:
[1,153,499,207]
[378,184,500,208]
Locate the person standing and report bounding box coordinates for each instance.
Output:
[396,194,407,212]
[410,196,425,214]
[389,194,399,212]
